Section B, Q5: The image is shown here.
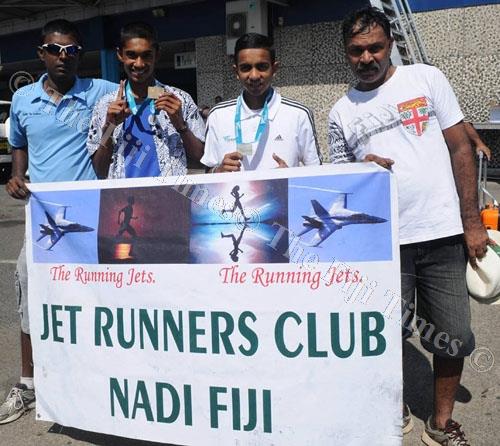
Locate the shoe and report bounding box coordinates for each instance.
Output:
[0,384,36,425]
[422,416,471,445]
[402,403,414,434]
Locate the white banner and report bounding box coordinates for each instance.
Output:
[27,163,402,445]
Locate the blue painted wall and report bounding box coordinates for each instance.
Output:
[408,0,500,12]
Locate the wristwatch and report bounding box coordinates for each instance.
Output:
[177,123,188,134]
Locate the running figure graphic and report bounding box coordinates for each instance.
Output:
[222,185,250,221]
[117,196,138,239]
[221,224,248,262]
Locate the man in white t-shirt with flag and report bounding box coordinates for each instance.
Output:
[329,6,490,446]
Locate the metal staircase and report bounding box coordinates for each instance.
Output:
[370,0,430,65]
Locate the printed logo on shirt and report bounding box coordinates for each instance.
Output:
[274,134,284,141]
[397,96,429,136]
[223,135,236,142]
[23,111,46,116]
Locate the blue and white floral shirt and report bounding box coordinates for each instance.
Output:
[87,80,205,178]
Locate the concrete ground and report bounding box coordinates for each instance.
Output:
[0,181,499,446]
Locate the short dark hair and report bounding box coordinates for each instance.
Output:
[119,21,158,50]
[234,33,275,64]
[342,7,391,45]
[40,19,82,46]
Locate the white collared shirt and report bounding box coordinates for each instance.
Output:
[201,90,321,170]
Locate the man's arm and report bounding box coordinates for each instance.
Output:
[89,81,129,179]
[7,93,30,198]
[464,122,491,160]
[155,92,204,162]
[5,148,29,199]
[327,113,393,168]
[328,115,355,164]
[443,122,489,263]
[177,126,204,162]
[92,122,117,179]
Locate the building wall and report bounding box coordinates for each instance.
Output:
[415,3,500,170]
[413,4,500,122]
[196,3,500,162]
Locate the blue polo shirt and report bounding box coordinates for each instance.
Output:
[9,74,117,183]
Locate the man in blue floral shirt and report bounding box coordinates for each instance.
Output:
[87,21,204,178]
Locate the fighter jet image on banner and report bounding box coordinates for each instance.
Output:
[36,203,94,250]
[298,194,387,247]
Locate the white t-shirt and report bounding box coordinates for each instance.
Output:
[201,90,322,170]
[328,64,464,245]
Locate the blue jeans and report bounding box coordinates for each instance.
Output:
[401,235,475,358]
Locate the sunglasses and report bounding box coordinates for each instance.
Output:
[39,43,82,57]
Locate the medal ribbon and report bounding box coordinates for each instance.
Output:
[234,88,273,145]
[125,81,156,115]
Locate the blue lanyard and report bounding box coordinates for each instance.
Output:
[234,88,273,145]
[125,81,156,115]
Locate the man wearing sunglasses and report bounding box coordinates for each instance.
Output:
[39,42,83,57]
[2,19,116,425]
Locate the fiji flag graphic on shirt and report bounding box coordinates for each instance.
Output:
[397,96,429,136]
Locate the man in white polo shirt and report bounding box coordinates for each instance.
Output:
[201,33,321,172]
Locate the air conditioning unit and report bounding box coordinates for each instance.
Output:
[226,0,268,55]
